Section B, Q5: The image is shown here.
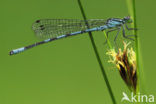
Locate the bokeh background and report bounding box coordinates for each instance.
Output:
[0,0,155,104]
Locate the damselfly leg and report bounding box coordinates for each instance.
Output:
[113,27,121,49]
[104,24,137,49]
[125,23,137,39]
[122,25,135,41]
[125,23,137,31]
[104,28,119,44]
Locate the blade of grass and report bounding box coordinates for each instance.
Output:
[126,0,141,96]
[132,0,140,94]
[131,0,147,96]
[77,0,116,104]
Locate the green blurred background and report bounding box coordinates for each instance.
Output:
[0,0,155,104]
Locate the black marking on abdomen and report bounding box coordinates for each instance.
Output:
[50,37,57,41]
[25,44,37,49]
[25,38,57,49]
[81,30,86,34]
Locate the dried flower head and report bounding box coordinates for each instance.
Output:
[106,41,137,92]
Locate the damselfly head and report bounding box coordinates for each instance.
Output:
[123,16,132,23]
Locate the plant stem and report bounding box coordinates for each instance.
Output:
[103,31,113,49]
[77,0,116,104]
[132,0,140,94]
[126,0,139,95]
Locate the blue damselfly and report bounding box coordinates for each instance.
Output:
[9,16,135,55]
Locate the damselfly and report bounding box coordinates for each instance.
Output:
[9,16,135,55]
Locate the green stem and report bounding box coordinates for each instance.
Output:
[103,31,113,49]
[132,0,140,95]
[77,0,116,104]
[126,0,139,94]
